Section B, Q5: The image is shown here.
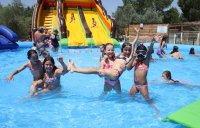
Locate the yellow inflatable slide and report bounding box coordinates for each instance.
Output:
[32,0,119,47]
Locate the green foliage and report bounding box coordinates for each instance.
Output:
[178,0,200,21]
[0,0,33,40]
[113,0,173,36]
[163,7,181,23]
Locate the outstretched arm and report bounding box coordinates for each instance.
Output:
[5,63,28,81]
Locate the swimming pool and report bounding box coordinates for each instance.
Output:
[1,42,200,128]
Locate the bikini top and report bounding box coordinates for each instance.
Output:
[44,76,57,85]
[137,63,148,71]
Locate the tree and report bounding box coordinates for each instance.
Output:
[178,0,200,21]
[113,0,171,36]
[0,0,33,40]
[163,7,180,23]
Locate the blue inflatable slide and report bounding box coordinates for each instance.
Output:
[0,25,19,50]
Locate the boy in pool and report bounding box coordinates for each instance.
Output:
[5,49,44,95]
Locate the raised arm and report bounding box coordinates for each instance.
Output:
[56,57,68,76]
[126,28,140,70]
[145,35,161,66]
[5,63,28,81]
[126,28,140,63]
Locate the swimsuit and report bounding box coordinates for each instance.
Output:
[44,77,57,85]
[105,79,120,86]
[137,63,148,71]
[134,63,148,91]
[135,84,147,91]
[156,48,162,55]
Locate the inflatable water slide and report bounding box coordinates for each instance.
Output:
[32,0,119,47]
[0,25,19,50]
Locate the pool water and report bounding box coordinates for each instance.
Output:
[0,42,200,128]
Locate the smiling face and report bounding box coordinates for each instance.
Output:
[44,60,54,73]
[122,45,132,57]
[104,44,114,59]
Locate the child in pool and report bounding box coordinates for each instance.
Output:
[5,49,44,95]
[170,46,183,59]
[156,35,167,58]
[70,28,140,94]
[162,70,179,83]
[34,56,69,96]
[189,47,199,55]
[49,29,60,52]
[127,35,161,115]
[70,43,117,93]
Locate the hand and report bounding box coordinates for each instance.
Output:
[57,56,63,63]
[134,28,140,33]
[5,76,13,81]
[153,35,162,42]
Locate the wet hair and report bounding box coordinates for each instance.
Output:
[189,47,195,54]
[38,27,44,33]
[53,29,58,35]
[121,41,131,52]
[43,56,57,72]
[162,70,172,80]
[170,46,179,54]
[27,49,38,59]
[105,43,114,49]
[161,36,168,43]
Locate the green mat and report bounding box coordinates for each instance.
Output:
[162,99,200,128]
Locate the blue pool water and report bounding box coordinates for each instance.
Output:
[1,42,200,128]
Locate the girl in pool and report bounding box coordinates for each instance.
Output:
[70,28,140,94]
[127,35,161,115]
[162,70,179,83]
[170,46,183,59]
[156,35,167,58]
[5,49,44,95]
[34,56,69,96]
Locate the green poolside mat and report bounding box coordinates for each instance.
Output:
[162,99,200,128]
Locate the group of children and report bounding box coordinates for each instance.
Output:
[7,26,199,116]
[5,49,69,96]
[33,27,60,54]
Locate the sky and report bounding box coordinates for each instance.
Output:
[0,0,181,15]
